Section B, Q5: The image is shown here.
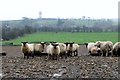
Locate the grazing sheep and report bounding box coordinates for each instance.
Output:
[95,41,113,56]
[113,42,120,56]
[58,43,67,59]
[46,43,60,60]
[85,42,101,56]
[21,42,34,59]
[66,42,80,57]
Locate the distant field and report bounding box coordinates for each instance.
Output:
[3,32,118,45]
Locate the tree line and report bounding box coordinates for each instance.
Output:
[1,18,118,40]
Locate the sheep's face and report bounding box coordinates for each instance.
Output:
[40,42,45,48]
[97,48,101,53]
[64,42,69,46]
[95,41,101,48]
[52,43,59,49]
[21,42,28,47]
[69,42,74,47]
[69,43,73,47]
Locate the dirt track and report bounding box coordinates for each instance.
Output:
[1,45,119,79]
[2,45,89,57]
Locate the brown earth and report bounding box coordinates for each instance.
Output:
[1,45,119,79]
[2,45,89,57]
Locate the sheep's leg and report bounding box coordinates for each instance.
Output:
[24,54,26,59]
[57,54,59,61]
[60,53,63,59]
[73,51,75,56]
[106,53,108,57]
[53,54,56,60]
[67,51,70,57]
[74,50,78,56]
[101,51,104,56]
[99,52,102,56]
[27,53,29,59]
[70,51,72,57]
[31,52,34,58]
[23,53,25,59]
[101,52,103,56]
[67,51,69,57]
[48,54,51,60]
[65,52,67,59]
[110,51,113,57]
[39,52,42,57]
[116,50,118,56]
[106,51,109,57]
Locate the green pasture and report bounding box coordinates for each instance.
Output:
[2,32,118,45]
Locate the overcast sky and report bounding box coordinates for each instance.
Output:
[0,0,119,20]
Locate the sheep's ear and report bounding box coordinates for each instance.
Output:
[56,43,59,46]
[64,42,69,44]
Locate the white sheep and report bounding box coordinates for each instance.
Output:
[33,42,45,56]
[21,42,34,59]
[113,42,120,56]
[66,42,80,57]
[85,42,101,56]
[46,43,60,60]
[58,43,67,58]
[73,43,80,56]
[95,41,113,56]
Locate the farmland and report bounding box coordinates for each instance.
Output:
[2,32,119,79]
[3,32,118,45]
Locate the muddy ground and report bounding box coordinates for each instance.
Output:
[1,45,120,79]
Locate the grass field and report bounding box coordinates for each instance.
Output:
[3,32,118,45]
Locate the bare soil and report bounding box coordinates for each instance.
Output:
[1,45,119,79]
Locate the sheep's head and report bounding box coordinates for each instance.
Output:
[95,41,101,48]
[97,48,101,53]
[40,42,46,48]
[21,41,28,47]
[64,42,69,46]
[52,43,59,49]
[69,42,74,47]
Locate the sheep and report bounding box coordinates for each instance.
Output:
[113,42,120,56]
[66,42,80,57]
[33,42,45,56]
[46,43,60,60]
[21,42,34,59]
[58,43,67,59]
[95,41,113,56]
[85,42,101,56]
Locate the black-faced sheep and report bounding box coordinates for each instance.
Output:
[85,42,101,56]
[46,43,60,60]
[95,41,113,56]
[21,42,34,59]
[66,42,80,57]
[113,42,120,56]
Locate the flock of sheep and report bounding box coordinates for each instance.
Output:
[21,41,120,59]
